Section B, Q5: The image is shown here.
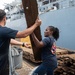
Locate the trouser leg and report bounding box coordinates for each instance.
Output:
[32,63,47,75]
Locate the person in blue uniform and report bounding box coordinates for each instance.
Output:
[0,9,41,75]
[31,26,59,75]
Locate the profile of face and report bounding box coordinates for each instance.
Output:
[44,26,53,37]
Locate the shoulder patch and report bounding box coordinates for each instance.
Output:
[51,42,56,54]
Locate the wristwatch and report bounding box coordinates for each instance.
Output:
[22,43,25,47]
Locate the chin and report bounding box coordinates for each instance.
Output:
[44,35,48,37]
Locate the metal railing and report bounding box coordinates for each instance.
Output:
[38,0,75,14]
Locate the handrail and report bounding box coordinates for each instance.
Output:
[38,0,75,14]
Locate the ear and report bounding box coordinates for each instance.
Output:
[3,16,6,21]
[50,31,53,34]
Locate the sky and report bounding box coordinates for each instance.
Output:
[0,0,15,9]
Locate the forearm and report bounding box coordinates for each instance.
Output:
[16,24,38,38]
[10,39,23,46]
[31,33,41,47]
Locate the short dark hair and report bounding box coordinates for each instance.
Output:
[0,9,6,21]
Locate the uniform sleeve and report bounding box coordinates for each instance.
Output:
[1,27,18,39]
[42,37,51,46]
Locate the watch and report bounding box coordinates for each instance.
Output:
[22,43,25,47]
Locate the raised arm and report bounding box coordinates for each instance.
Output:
[16,18,41,38]
[31,33,44,48]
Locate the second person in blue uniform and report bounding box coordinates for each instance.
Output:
[31,26,59,75]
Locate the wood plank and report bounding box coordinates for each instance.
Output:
[22,0,42,61]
